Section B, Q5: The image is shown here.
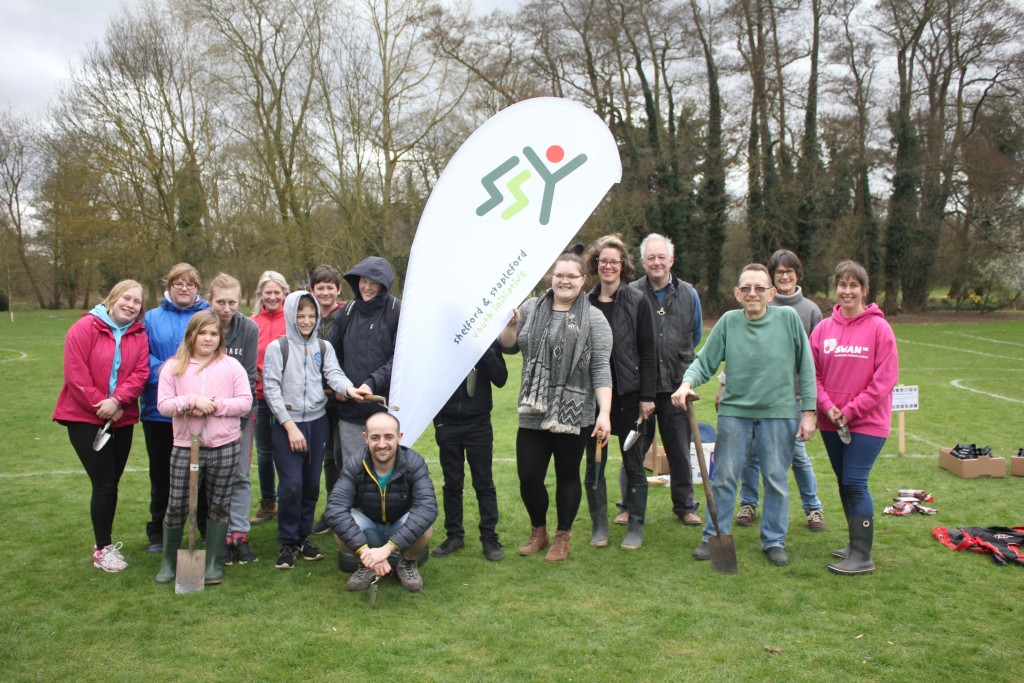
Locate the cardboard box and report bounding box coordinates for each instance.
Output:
[1011,457,1024,477]
[643,442,669,475]
[938,447,1006,478]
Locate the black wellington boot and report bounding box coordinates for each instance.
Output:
[620,484,647,550]
[828,514,874,575]
[586,478,609,548]
[832,486,851,559]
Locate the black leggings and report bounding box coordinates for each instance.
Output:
[67,421,134,549]
[516,427,587,532]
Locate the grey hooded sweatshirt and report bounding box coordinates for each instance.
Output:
[263,291,353,425]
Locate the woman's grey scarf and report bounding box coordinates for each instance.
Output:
[518,289,593,433]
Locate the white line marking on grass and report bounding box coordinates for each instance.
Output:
[905,432,945,450]
[878,452,934,459]
[948,332,1024,348]
[949,379,1024,404]
[897,339,1022,362]
[0,466,149,479]
[0,348,28,362]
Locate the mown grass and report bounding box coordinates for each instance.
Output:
[1,310,1022,682]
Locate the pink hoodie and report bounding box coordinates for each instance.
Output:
[157,355,253,448]
[809,303,899,439]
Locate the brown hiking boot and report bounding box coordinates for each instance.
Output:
[735,504,756,527]
[613,511,629,525]
[518,526,549,556]
[250,499,277,525]
[544,531,571,562]
[807,509,826,532]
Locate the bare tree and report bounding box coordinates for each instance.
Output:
[0,109,47,307]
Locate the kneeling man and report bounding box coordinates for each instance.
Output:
[326,412,437,591]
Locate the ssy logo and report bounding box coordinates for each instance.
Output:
[476,145,588,225]
[823,339,837,355]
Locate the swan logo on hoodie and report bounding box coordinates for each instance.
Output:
[823,338,869,358]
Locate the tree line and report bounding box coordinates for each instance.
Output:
[2,0,1023,314]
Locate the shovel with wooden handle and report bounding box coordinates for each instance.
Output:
[176,418,206,594]
[686,397,738,574]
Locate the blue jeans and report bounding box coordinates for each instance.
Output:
[821,430,885,516]
[255,399,276,502]
[705,416,797,549]
[739,437,822,514]
[349,509,411,548]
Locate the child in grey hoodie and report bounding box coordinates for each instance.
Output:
[263,291,356,569]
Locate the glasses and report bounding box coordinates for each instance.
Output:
[597,258,623,267]
[170,281,197,291]
[775,268,796,277]
[552,273,584,281]
[738,285,769,294]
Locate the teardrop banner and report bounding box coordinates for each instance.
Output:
[391,97,622,446]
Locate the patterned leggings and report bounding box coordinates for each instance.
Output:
[164,440,239,528]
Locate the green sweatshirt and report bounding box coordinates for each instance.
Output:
[682,307,816,419]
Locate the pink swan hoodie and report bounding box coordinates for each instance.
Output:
[809,303,899,439]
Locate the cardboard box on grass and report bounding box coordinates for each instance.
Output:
[938,447,1006,478]
[1011,456,1024,477]
[643,441,670,475]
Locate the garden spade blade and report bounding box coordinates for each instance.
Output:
[176,431,205,594]
[622,417,644,451]
[686,398,737,575]
[92,420,113,451]
[368,576,380,609]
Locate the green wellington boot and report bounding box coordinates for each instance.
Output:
[586,478,609,548]
[204,521,229,585]
[155,525,184,584]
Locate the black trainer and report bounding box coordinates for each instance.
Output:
[235,538,258,564]
[275,544,298,569]
[220,542,235,566]
[311,516,330,535]
[482,538,505,562]
[300,540,324,561]
[431,536,465,558]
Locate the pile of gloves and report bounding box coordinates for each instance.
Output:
[949,443,993,459]
[884,489,937,516]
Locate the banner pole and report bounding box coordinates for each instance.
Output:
[898,411,906,456]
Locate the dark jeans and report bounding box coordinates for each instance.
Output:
[142,420,173,544]
[632,392,696,516]
[67,421,133,548]
[516,427,587,532]
[821,430,886,516]
[435,419,499,542]
[272,415,329,545]
[255,399,276,502]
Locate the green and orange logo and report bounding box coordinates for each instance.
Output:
[476,145,588,225]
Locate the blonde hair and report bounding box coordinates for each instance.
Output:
[171,311,225,375]
[208,273,241,299]
[101,280,145,322]
[165,263,201,291]
[252,270,289,315]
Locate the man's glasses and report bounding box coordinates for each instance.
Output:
[738,285,769,294]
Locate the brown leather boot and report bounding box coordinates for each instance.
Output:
[544,530,571,562]
[518,526,549,556]
[250,499,277,525]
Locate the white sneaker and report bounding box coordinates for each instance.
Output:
[93,543,128,573]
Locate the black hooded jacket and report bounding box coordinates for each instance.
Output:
[329,257,402,423]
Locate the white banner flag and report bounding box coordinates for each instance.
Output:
[391,97,622,446]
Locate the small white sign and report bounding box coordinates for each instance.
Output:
[892,385,919,412]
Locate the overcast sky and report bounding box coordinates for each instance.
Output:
[0,0,515,119]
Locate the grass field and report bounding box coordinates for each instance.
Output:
[1,310,1022,682]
